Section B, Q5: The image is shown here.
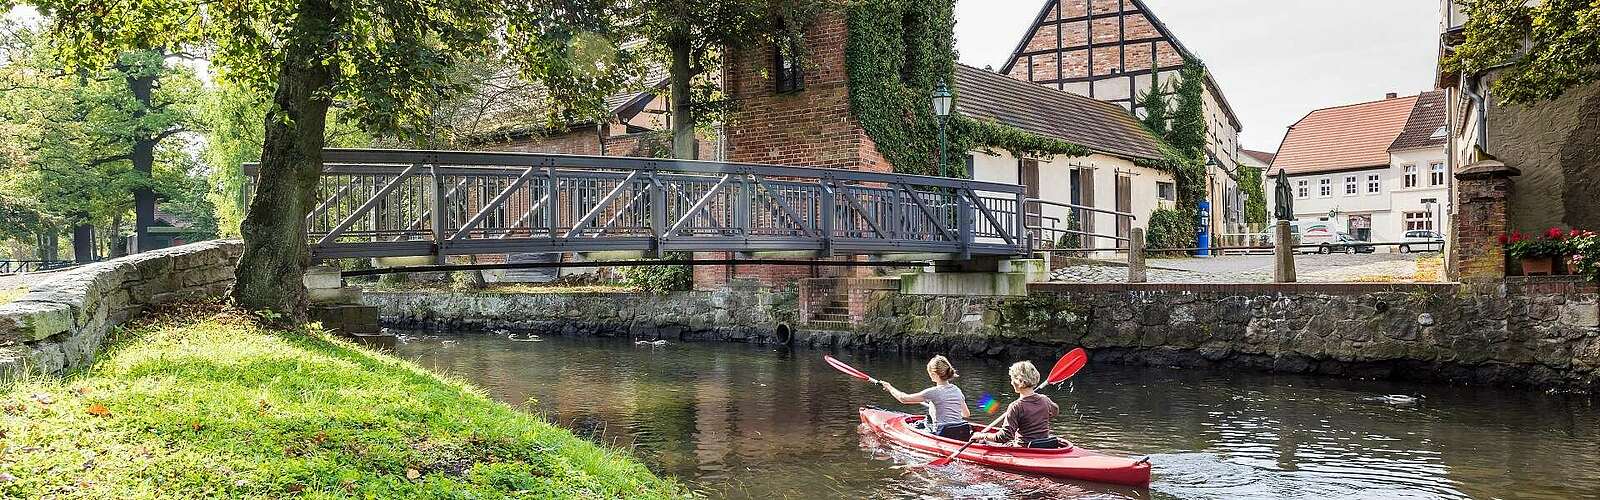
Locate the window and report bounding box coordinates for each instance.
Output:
[1404,211,1434,232]
[1319,178,1331,197]
[774,36,804,93]
[1367,174,1381,194]
[1429,162,1445,186]
[1345,175,1358,195]
[1403,164,1418,188]
[1156,181,1176,201]
[1296,180,1308,198]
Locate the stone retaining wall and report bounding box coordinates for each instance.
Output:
[364,274,1600,390]
[366,281,795,343]
[808,279,1600,389]
[0,240,241,377]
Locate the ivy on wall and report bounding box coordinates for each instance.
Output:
[843,0,1087,177]
[1133,58,1209,212]
[1239,166,1268,224]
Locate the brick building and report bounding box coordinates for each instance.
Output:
[997,0,1252,236]
[485,5,1177,289]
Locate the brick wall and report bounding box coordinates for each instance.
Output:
[1453,160,1519,280]
[723,10,885,173]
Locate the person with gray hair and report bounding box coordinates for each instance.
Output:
[970,360,1062,448]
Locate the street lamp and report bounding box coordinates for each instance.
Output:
[932,81,953,177]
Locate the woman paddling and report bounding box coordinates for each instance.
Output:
[970,361,1063,449]
[877,355,973,440]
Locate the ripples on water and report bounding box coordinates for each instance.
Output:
[380,332,1600,499]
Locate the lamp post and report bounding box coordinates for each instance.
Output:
[932,81,953,177]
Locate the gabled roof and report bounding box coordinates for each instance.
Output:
[1270,95,1419,175]
[995,0,1242,131]
[953,64,1167,162]
[1388,90,1447,151]
[1241,149,1276,166]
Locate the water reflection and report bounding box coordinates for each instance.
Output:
[381,332,1600,499]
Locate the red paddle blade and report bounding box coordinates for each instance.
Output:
[928,456,954,466]
[823,355,872,382]
[1044,348,1088,386]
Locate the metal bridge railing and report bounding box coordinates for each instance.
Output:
[246,149,1030,261]
[0,260,77,274]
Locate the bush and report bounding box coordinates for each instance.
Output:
[620,253,692,293]
[1145,208,1196,252]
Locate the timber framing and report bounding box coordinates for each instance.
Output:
[997,0,1241,131]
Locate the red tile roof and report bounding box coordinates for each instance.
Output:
[1241,149,1276,165]
[1271,95,1419,175]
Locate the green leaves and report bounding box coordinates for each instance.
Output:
[1447,0,1600,104]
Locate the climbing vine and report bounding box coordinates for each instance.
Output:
[1239,166,1268,224]
[843,0,1087,177]
[1133,58,1209,212]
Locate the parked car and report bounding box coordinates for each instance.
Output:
[1400,230,1445,253]
[1331,232,1376,253]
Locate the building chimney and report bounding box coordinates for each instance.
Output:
[1386,92,1399,99]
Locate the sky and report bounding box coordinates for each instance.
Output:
[954,0,1444,153]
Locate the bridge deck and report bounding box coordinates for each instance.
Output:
[248,149,1031,261]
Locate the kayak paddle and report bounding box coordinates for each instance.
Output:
[928,348,1088,467]
[823,354,879,385]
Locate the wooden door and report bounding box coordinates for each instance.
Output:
[1116,175,1132,248]
[1020,159,1041,240]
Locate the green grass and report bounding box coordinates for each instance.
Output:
[0,308,687,499]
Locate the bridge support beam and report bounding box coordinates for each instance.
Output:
[304,264,381,336]
[899,258,1046,297]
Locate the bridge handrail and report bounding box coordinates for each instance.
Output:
[253,148,1033,261]
[246,148,1025,194]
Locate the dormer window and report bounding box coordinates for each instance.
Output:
[774,37,804,94]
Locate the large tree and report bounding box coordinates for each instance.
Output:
[31,0,629,319]
[1446,0,1600,104]
[0,20,198,261]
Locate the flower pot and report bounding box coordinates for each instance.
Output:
[1520,256,1555,276]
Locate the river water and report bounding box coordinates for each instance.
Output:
[382,332,1600,499]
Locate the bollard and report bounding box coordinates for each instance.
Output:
[1274,220,1296,283]
[1128,228,1147,283]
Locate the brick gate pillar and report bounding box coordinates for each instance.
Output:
[1451,159,1520,281]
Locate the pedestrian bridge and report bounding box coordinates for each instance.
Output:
[250,149,1031,262]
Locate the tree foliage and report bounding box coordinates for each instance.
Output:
[0,19,204,257]
[1136,59,1208,214]
[1137,80,1169,137]
[1446,0,1600,104]
[32,0,637,317]
[1239,166,1268,225]
[844,0,1086,178]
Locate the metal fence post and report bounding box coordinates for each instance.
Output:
[429,164,445,265]
[820,179,835,256]
[1128,227,1146,283]
[957,190,972,259]
[651,171,666,257]
[1274,220,1297,283]
[546,163,558,241]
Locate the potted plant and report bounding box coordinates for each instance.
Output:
[1501,228,1568,275]
[1566,228,1599,280]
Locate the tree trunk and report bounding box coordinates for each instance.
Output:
[230,0,339,320]
[71,223,95,263]
[668,30,695,160]
[126,69,157,253]
[108,213,128,258]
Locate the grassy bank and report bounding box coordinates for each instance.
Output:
[0,308,686,498]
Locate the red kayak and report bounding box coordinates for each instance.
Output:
[859,407,1151,487]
